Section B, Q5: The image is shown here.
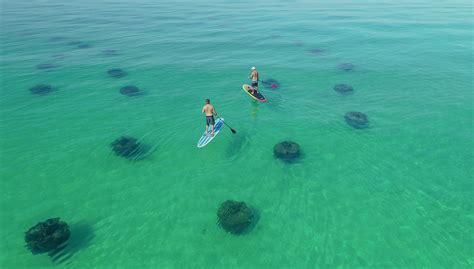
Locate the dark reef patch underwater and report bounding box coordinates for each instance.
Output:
[102,49,120,56]
[309,48,324,54]
[67,41,83,46]
[50,53,67,60]
[120,85,142,96]
[67,41,91,49]
[344,111,369,129]
[25,218,70,255]
[274,141,301,162]
[36,63,59,71]
[107,68,127,78]
[334,84,354,95]
[337,63,355,71]
[77,43,91,49]
[111,136,147,160]
[30,84,53,95]
[217,200,254,235]
[49,36,66,42]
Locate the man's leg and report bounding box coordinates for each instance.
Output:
[251,82,257,94]
[210,116,216,136]
[210,124,215,136]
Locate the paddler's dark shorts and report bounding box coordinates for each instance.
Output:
[206,116,215,126]
[251,80,258,87]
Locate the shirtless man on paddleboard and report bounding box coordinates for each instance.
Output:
[249,66,259,94]
[202,99,218,136]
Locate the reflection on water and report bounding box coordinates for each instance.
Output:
[266,93,284,112]
[226,131,250,159]
[49,222,95,265]
[250,101,259,120]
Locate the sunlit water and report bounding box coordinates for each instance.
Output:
[0,0,473,268]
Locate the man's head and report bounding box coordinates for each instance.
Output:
[251,66,256,71]
[205,99,210,104]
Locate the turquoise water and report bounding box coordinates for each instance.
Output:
[1,0,473,267]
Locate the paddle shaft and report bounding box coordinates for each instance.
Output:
[258,79,275,85]
[220,118,236,134]
[258,79,278,89]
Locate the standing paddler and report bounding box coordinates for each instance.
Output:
[249,66,259,95]
[202,99,218,136]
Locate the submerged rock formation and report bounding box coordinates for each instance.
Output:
[293,40,304,46]
[30,84,53,95]
[67,41,83,46]
[36,63,59,70]
[344,111,368,129]
[102,49,120,56]
[334,84,354,94]
[25,218,70,254]
[110,136,142,159]
[67,41,90,48]
[309,48,324,54]
[107,68,126,78]
[274,141,300,162]
[337,63,355,71]
[77,43,91,49]
[217,200,253,235]
[120,85,141,96]
[49,36,66,42]
[51,54,67,60]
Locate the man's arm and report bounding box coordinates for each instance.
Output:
[202,106,205,113]
[213,107,218,116]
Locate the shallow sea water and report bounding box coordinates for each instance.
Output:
[0,0,473,268]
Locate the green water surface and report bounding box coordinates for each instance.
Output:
[0,0,473,268]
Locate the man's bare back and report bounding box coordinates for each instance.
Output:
[202,99,218,135]
[251,70,259,81]
[202,104,215,116]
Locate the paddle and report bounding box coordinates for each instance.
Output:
[259,79,279,89]
[220,118,236,134]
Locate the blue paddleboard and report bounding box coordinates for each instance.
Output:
[197,118,225,148]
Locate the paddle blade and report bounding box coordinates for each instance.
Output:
[230,128,236,134]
